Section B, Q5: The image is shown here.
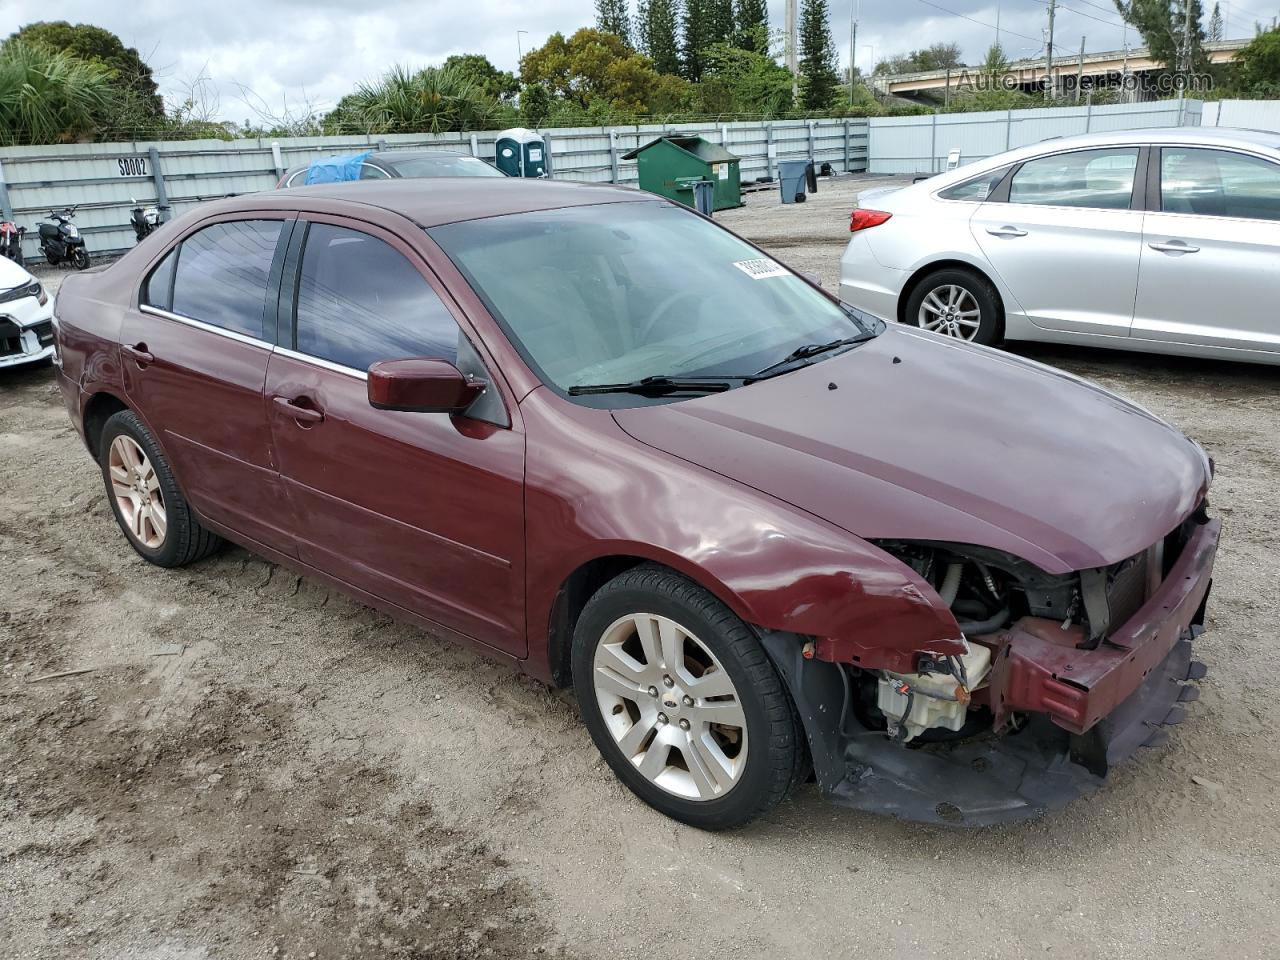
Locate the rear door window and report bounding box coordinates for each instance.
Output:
[1161,147,1280,221]
[293,222,459,371]
[170,220,283,339]
[1009,148,1140,210]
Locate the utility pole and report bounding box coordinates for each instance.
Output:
[1045,0,1056,102]
[1180,0,1195,81]
[850,0,859,106]
[1075,36,1085,102]
[785,0,798,75]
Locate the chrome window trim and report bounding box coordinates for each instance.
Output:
[275,345,368,381]
[138,304,272,349]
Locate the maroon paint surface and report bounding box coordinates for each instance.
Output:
[54,179,1217,732]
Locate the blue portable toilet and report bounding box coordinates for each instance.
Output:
[495,128,549,178]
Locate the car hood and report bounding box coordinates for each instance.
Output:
[612,326,1210,574]
[0,256,33,293]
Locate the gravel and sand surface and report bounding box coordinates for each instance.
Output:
[3,176,1278,959]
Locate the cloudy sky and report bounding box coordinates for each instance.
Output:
[0,0,1269,121]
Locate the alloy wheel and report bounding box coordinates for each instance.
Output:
[591,613,748,801]
[919,284,981,340]
[108,435,166,549]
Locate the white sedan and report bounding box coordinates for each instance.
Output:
[0,256,55,369]
[839,127,1280,365]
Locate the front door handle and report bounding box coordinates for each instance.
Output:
[1148,240,1200,254]
[986,226,1028,238]
[273,395,324,424]
[122,342,154,366]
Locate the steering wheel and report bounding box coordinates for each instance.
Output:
[638,288,704,343]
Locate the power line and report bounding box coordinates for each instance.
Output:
[913,0,1044,43]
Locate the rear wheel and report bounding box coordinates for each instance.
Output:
[572,564,805,830]
[99,410,222,567]
[905,267,1002,345]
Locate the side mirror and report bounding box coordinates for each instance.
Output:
[367,358,485,414]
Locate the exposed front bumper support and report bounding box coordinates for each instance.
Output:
[760,518,1219,826]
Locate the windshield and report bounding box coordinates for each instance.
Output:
[391,155,505,178]
[429,201,880,403]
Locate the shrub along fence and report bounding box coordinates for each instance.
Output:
[0,118,870,260]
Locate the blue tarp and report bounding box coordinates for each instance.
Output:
[304,151,372,185]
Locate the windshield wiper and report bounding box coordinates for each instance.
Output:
[567,375,736,397]
[748,336,869,382]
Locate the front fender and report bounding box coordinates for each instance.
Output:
[523,390,965,677]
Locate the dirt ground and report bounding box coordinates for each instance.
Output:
[3,177,1279,960]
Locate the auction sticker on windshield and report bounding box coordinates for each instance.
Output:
[732,258,789,280]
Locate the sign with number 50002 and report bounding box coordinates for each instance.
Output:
[118,157,148,177]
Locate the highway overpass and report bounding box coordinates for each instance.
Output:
[873,39,1250,101]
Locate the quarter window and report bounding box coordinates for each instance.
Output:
[1161,148,1280,221]
[1009,148,1140,210]
[938,166,1009,201]
[294,223,459,371]
[142,248,177,311]
[170,220,283,339]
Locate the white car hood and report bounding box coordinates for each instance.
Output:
[0,256,34,293]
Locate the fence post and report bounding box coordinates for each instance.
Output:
[1005,109,1013,151]
[0,159,14,224]
[147,147,169,209]
[930,113,938,174]
[270,141,285,179]
[765,122,775,180]
[1176,93,1187,127]
[843,119,851,174]
[720,122,728,147]
[469,134,479,157]
[542,132,554,178]
[609,129,619,183]
[377,139,388,151]
[807,120,815,166]
[1084,96,1093,132]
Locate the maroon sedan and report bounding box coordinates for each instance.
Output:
[52,179,1219,828]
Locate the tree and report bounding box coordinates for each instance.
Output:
[1232,26,1280,94]
[9,21,161,116]
[596,0,633,46]
[733,0,770,54]
[521,28,664,113]
[798,0,839,109]
[442,54,518,102]
[1113,0,1208,72]
[682,0,716,80]
[875,43,963,75]
[345,64,496,133]
[1209,2,1224,40]
[520,83,552,125]
[638,0,683,75]
[0,39,115,144]
[708,0,736,46]
[696,41,794,114]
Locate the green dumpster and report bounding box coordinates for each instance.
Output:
[622,135,743,211]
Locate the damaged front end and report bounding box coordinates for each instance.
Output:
[761,505,1221,826]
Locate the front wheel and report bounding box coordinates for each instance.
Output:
[71,246,90,270]
[904,267,1002,345]
[572,564,806,830]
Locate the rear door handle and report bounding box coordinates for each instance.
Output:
[273,395,324,424]
[986,226,1028,238]
[122,343,153,366]
[1148,240,1200,254]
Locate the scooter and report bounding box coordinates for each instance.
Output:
[129,198,167,243]
[37,206,90,269]
[0,220,24,264]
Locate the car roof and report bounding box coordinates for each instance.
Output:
[925,125,1280,191]
[245,177,650,227]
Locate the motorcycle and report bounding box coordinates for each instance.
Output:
[0,220,24,264]
[38,206,90,270]
[129,198,167,243]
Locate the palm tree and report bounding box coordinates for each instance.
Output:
[0,39,116,144]
[346,65,496,134]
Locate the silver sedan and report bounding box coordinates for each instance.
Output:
[839,127,1280,365]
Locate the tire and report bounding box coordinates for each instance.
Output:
[72,247,90,270]
[904,267,1002,346]
[572,563,805,830]
[99,410,222,567]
